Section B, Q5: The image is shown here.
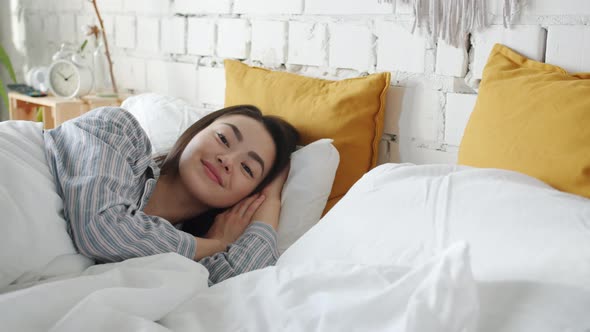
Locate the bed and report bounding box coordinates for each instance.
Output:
[1,44,590,331]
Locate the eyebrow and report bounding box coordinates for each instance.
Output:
[222,122,265,174]
[222,123,243,142]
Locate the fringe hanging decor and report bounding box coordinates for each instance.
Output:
[378,0,524,48]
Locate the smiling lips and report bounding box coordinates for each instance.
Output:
[202,160,222,186]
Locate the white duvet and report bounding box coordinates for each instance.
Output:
[1,121,590,331]
[0,243,478,332]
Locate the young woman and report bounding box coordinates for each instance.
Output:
[43,105,299,285]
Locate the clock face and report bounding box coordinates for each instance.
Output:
[49,61,79,98]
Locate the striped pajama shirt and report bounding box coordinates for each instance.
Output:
[43,106,279,285]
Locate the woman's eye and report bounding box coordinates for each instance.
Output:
[242,163,254,177]
[217,133,229,147]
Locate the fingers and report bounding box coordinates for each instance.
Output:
[230,193,264,219]
[242,194,265,223]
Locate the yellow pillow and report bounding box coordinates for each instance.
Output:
[459,44,590,199]
[224,60,391,213]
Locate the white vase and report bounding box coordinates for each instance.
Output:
[92,41,114,96]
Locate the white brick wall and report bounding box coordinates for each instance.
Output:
[174,0,231,14]
[234,0,303,14]
[396,87,445,142]
[58,15,77,43]
[305,0,393,15]
[251,20,287,66]
[114,56,146,91]
[217,19,250,59]
[329,23,375,71]
[187,18,216,56]
[147,61,198,104]
[4,0,589,163]
[136,17,160,53]
[546,26,590,73]
[115,16,136,49]
[124,0,169,14]
[473,25,547,80]
[287,22,327,67]
[197,67,226,106]
[376,21,426,73]
[444,93,477,146]
[436,39,468,77]
[161,17,185,54]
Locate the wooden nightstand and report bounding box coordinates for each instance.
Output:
[8,92,128,129]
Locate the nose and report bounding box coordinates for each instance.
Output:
[217,155,232,173]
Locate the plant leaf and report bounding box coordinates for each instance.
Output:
[0,75,9,110]
[0,43,17,83]
[79,39,88,52]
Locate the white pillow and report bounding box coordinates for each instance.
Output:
[278,139,339,253]
[279,163,590,290]
[122,93,340,254]
[121,93,212,157]
[0,121,85,289]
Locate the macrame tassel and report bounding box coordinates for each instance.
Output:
[400,0,486,47]
[400,0,523,48]
[503,0,523,28]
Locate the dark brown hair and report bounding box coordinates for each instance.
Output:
[155,105,299,235]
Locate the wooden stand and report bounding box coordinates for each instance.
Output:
[8,92,128,129]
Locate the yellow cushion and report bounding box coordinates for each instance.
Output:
[224,60,391,213]
[458,44,590,199]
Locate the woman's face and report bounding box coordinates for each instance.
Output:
[178,114,276,208]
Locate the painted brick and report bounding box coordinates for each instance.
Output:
[28,14,44,43]
[58,14,77,43]
[396,86,444,142]
[546,26,590,73]
[473,25,546,80]
[234,0,303,14]
[44,15,59,42]
[383,86,402,135]
[123,0,169,14]
[115,16,136,49]
[377,140,401,165]
[187,18,216,56]
[113,56,146,91]
[146,61,198,104]
[528,0,590,14]
[77,14,96,31]
[436,38,468,77]
[329,23,375,71]
[27,1,47,10]
[376,21,426,73]
[251,20,287,65]
[287,22,327,67]
[137,17,160,53]
[161,17,186,54]
[305,0,393,15]
[62,0,83,11]
[173,0,231,14]
[399,138,458,164]
[444,93,477,146]
[102,15,115,40]
[217,19,250,59]
[197,66,226,106]
[96,0,122,12]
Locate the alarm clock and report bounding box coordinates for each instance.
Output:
[48,58,93,98]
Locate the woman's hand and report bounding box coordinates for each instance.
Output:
[261,163,290,200]
[252,164,291,230]
[205,194,266,248]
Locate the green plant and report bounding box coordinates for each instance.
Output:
[0,43,16,110]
